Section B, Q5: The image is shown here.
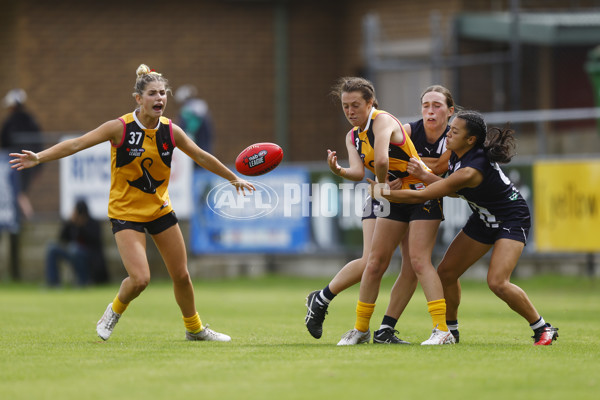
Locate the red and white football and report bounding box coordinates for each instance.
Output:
[235,142,284,176]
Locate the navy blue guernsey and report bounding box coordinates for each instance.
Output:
[409,119,448,159]
[448,147,530,228]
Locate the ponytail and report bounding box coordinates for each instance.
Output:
[484,126,516,164]
[456,110,516,164]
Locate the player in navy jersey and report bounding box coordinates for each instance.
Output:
[369,110,559,345]
[375,85,456,343]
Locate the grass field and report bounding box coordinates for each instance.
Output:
[1,274,598,400]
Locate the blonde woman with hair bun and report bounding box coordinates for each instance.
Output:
[136,64,152,75]
[10,64,255,342]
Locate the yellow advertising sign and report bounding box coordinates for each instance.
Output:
[534,159,600,252]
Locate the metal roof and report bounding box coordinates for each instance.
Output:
[456,11,600,45]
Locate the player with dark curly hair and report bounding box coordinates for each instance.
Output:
[369,110,559,345]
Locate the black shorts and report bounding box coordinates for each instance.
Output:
[462,213,530,245]
[362,196,444,222]
[110,212,178,235]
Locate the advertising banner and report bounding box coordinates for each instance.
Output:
[190,166,311,253]
[534,159,600,252]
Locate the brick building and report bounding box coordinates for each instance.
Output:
[1,0,599,219]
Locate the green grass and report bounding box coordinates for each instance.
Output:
[1,275,598,400]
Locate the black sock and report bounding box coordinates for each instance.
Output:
[321,285,336,303]
[379,315,398,331]
[530,316,546,331]
[446,320,459,331]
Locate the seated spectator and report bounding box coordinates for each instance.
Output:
[46,199,109,287]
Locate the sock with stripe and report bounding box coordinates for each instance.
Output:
[379,315,398,331]
[446,319,459,332]
[317,285,336,306]
[529,316,546,331]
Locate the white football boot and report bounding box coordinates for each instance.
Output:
[421,327,455,345]
[337,328,371,346]
[96,303,121,341]
[186,326,231,342]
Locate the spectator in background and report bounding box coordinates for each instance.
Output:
[174,84,214,157]
[1,89,43,281]
[1,88,43,219]
[45,199,109,287]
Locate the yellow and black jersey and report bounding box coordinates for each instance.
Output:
[352,108,430,189]
[107,111,176,222]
